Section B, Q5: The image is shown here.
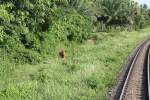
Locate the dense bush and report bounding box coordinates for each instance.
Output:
[12,50,41,64]
[49,10,92,42]
[0,0,94,64]
[0,0,150,64]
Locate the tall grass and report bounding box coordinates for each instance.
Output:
[0,27,150,100]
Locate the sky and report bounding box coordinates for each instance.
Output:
[138,0,150,7]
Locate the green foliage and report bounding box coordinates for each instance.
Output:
[0,3,14,22]
[0,83,35,100]
[135,15,147,29]
[0,27,4,42]
[91,0,150,31]
[0,0,150,64]
[0,3,14,42]
[50,10,92,42]
[1,26,150,100]
[86,76,99,89]
[13,50,41,64]
[1,0,150,99]
[0,0,93,64]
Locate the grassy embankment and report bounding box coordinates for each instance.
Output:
[0,27,150,100]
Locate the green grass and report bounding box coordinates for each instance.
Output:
[1,27,150,100]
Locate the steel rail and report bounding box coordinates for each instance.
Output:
[148,48,150,100]
[119,45,142,100]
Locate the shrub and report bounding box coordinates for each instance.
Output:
[49,10,92,43]
[135,15,147,29]
[86,76,99,89]
[13,50,41,64]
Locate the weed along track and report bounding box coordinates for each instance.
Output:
[113,39,150,100]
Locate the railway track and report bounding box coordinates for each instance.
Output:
[148,47,150,100]
[116,40,150,100]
